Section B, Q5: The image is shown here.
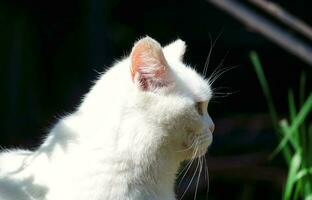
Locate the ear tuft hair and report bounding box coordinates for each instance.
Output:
[130,36,172,91]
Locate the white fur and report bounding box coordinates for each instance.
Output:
[0,37,214,200]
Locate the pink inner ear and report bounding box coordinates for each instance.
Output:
[130,37,170,90]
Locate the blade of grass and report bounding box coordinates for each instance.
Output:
[295,167,312,181]
[299,72,307,166]
[271,93,312,157]
[305,194,312,200]
[284,152,301,200]
[250,51,279,130]
[298,72,311,197]
[309,122,312,160]
[295,166,312,197]
[250,51,292,163]
[293,180,302,200]
[286,92,312,137]
[288,90,300,148]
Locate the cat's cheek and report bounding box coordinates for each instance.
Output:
[183,131,196,149]
[181,142,188,149]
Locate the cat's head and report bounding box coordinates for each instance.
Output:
[127,37,214,160]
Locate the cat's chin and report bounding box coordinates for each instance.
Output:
[185,132,213,159]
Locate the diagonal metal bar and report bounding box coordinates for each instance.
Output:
[208,0,312,66]
[249,0,312,42]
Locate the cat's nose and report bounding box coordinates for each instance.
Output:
[206,115,215,133]
[209,122,215,133]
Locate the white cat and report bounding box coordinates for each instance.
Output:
[0,37,214,200]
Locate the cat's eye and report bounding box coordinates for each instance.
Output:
[195,102,204,115]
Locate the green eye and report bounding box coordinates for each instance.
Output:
[195,102,203,115]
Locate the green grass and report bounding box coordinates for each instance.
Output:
[250,52,312,200]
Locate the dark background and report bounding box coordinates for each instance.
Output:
[1,0,311,199]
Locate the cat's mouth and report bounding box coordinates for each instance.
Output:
[182,131,213,158]
[194,132,213,156]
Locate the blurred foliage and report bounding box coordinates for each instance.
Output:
[251,52,312,199]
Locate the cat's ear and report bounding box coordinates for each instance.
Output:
[163,39,186,61]
[130,36,172,91]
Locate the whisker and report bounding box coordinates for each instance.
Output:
[194,156,203,200]
[204,156,210,199]
[203,31,223,77]
[202,33,213,77]
[203,157,207,182]
[179,148,201,200]
[178,146,198,186]
[212,88,235,94]
[208,65,237,86]
[211,87,237,99]
[176,140,199,152]
[212,86,233,91]
[210,50,229,79]
[208,65,234,85]
[212,88,239,96]
[211,92,234,99]
[177,156,195,180]
[205,51,228,83]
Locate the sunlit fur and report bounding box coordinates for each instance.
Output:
[0,37,214,200]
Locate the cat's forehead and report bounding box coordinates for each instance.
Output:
[171,62,212,102]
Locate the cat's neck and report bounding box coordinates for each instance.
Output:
[101,148,180,199]
[38,114,181,200]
